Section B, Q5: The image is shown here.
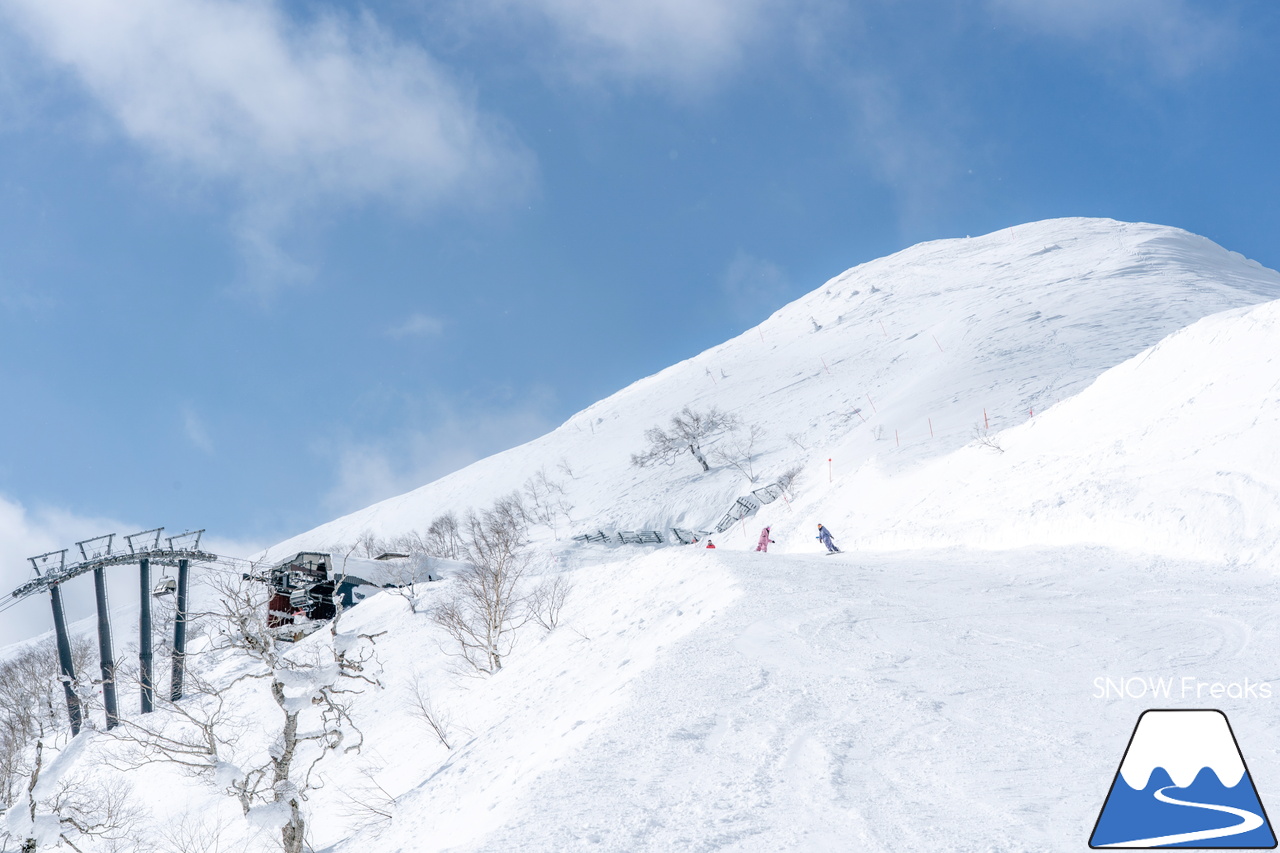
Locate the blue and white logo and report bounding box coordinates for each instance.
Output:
[1091,709,1276,848]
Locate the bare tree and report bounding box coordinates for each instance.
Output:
[106,669,245,779]
[526,576,572,632]
[376,554,436,616]
[523,469,574,538]
[352,530,387,559]
[972,425,1004,453]
[9,740,143,853]
[405,672,454,751]
[335,765,397,837]
[155,813,236,853]
[630,406,740,473]
[710,423,766,482]
[205,574,383,853]
[425,512,464,560]
[432,499,532,674]
[104,570,382,853]
[0,636,95,812]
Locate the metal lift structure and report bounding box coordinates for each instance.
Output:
[10,528,216,735]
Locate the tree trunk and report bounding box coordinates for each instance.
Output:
[270,680,306,853]
[688,444,710,472]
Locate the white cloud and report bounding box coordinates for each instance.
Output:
[471,0,782,93]
[322,392,558,516]
[387,312,445,340]
[2,0,534,209]
[182,405,214,454]
[988,0,1237,78]
[0,495,132,648]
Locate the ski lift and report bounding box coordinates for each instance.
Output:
[152,573,176,597]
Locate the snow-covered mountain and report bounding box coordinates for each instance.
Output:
[265,216,1280,562]
[8,217,1280,853]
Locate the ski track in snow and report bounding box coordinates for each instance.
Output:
[421,547,1280,853]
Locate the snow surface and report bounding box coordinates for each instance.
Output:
[7,218,1280,852]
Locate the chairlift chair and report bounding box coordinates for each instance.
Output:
[152,573,177,597]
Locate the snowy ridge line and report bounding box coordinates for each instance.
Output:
[258,218,1280,566]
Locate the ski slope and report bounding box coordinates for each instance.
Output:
[7,217,1280,853]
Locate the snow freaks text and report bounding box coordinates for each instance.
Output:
[1092,676,1273,701]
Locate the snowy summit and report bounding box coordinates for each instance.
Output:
[6,217,1280,853]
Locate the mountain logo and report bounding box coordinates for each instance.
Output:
[1090,709,1276,848]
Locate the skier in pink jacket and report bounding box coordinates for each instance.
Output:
[756,526,775,552]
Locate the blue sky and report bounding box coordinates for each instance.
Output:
[0,0,1277,570]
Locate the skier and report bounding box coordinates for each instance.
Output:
[756,526,775,553]
[705,540,716,549]
[816,524,840,553]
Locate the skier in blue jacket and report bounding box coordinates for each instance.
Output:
[816,524,840,553]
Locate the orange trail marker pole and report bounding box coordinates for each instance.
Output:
[928,417,933,437]
[895,429,900,447]
[880,320,888,337]
[867,394,877,413]
[983,408,989,430]
[1030,407,1034,418]
[828,458,832,482]
[822,357,831,375]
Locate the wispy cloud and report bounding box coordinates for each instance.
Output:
[321,390,558,516]
[2,0,535,294]
[0,495,130,647]
[182,405,214,454]
[464,0,783,94]
[987,0,1238,79]
[387,312,445,340]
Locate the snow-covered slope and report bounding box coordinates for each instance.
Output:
[826,296,1280,562]
[9,217,1280,853]
[264,217,1280,560]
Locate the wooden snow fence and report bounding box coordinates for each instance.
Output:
[571,481,786,547]
[571,529,666,546]
[711,481,786,533]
